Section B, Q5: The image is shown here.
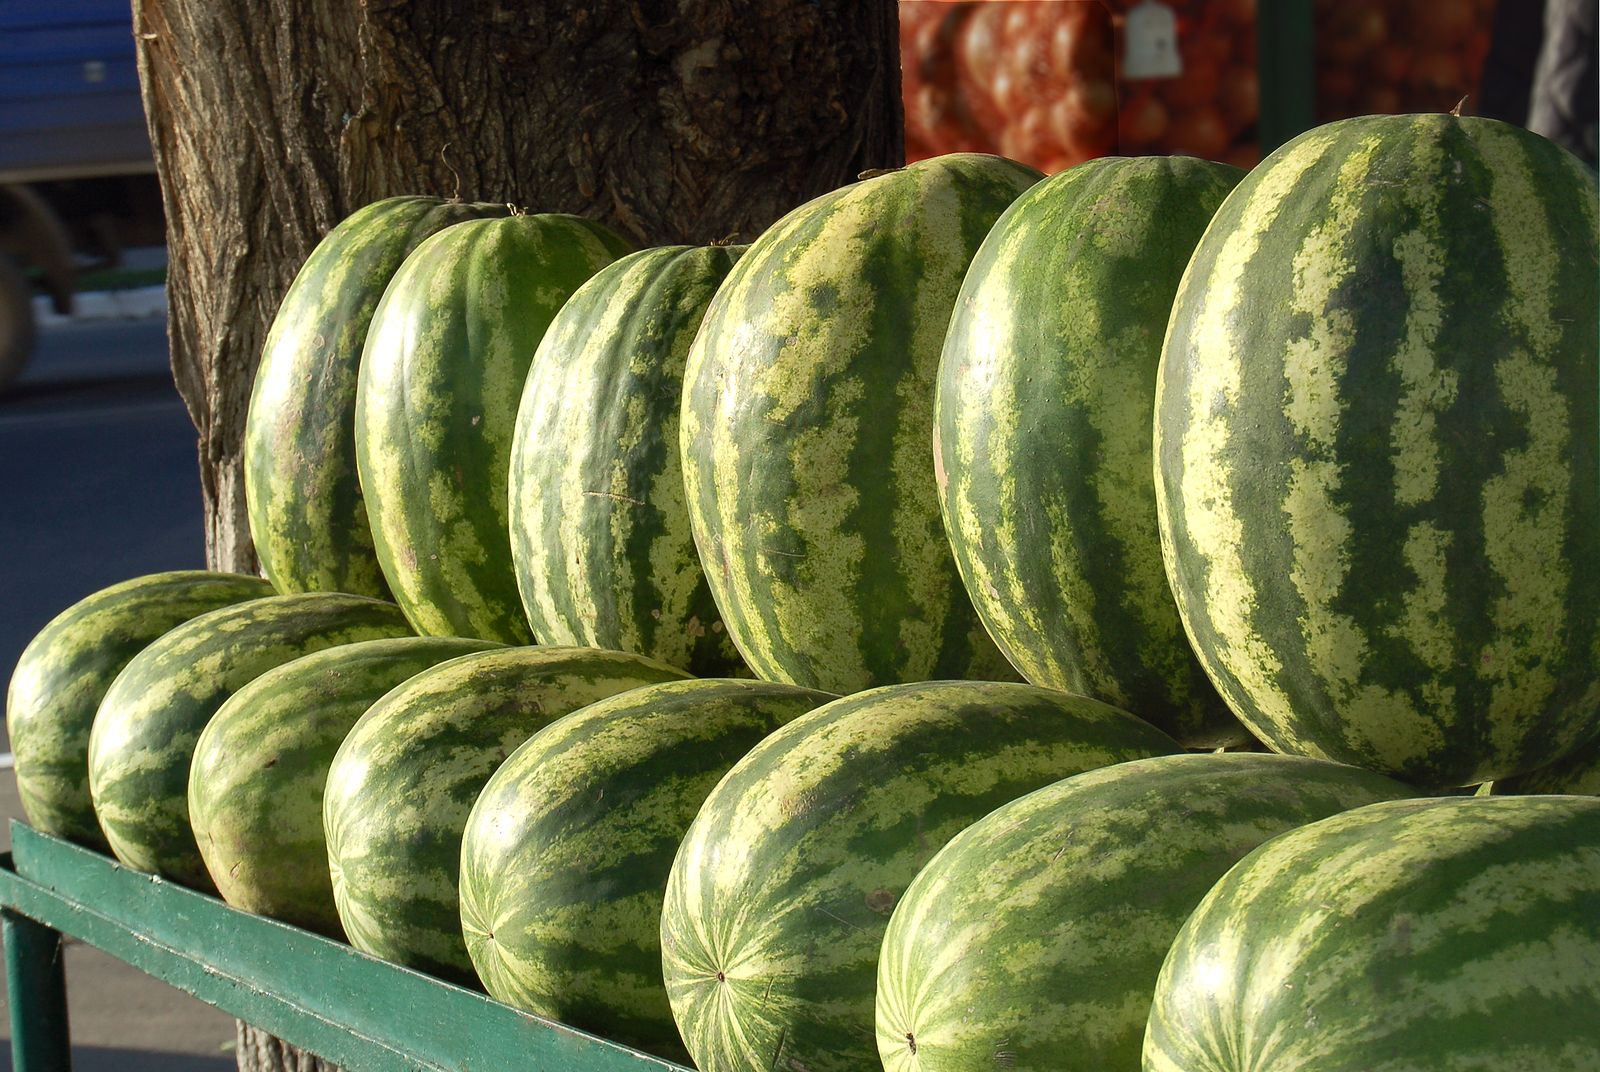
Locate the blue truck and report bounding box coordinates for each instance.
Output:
[0,0,154,389]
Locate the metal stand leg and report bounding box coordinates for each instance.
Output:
[3,908,70,1071]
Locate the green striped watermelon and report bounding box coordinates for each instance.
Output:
[461,678,832,1061]
[876,753,1411,1072]
[1144,795,1600,1072]
[1155,114,1600,787]
[1491,730,1600,795]
[936,156,1245,748]
[356,214,633,642]
[6,571,274,850]
[509,244,748,675]
[188,634,499,936]
[679,154,1041,694]
[323,645,690,983]
[246,196,509,597]
[86,593,412,889]
[659,680,1182,1072]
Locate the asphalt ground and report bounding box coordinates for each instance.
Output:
[0,313,234,1069]
[0,315,206,755]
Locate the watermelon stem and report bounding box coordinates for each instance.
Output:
[439,142,463,201]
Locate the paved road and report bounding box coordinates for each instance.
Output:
[0,315,233,1069]
[0,317,207,754]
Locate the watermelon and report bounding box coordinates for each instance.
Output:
[1144,795,1600,1072]
[461,678,832,1061]
[5,571,274,850]
[245,195,510,597]
[936,156,1245,748]
[679,154,1041,694]
[876,753,1411,1072]
[1491,730,1600,795]
[322,645,690,983]
[659,680,1182,1072]
[188,635,500,936]
[86,593,412,889]
[1154,114,1600,787]
[509,244,748,675]
[356,213,633,643]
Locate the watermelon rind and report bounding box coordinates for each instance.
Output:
[935,155,1246,748]
[323,645,691,984]
[875,752,1412,1072]
[357,213,633,642]
[679,153,1043,693]
[1154,114,1600,787]
[6,570,273,849]
[510,244,748,675]
[1144,795,1600,1072]
[189,634,499,935]
[245,195,510,597]
[86,592,412,888]
[660,679,1183,1072]
[461,677,832,1061]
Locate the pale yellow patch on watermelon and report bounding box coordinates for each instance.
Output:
[1477,123,1571,763]
[1393,523,1456,704]
[1389,227,1455,507]
[1167,130,1335,740]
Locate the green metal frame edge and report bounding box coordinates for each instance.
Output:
[2,821,691,1072]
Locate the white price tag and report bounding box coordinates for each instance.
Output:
[1124,1,1183,79]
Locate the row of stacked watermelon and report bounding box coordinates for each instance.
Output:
[13,575,1597,1071]
[9,105,1600,1071]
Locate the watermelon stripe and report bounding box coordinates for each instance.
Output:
[6,571,275,850]
[357,213,633,643]
[510,245,746,674]
[323,645,690,983]
[461,678,831,1061]
[936,155,1245,747]
[189,634,499,936]
[246,196,510,597]
[875,753,1410,1072]
[681,155,1040,693]
[86,593,413,889]
[1144,797,1600,1072]
[1155,115,1600,786]
[660,680,1182,1072]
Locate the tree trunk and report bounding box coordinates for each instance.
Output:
[132,3,901,1068]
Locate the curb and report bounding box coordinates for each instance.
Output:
[33,285,168,325]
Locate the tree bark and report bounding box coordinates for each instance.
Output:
[133,3,901,1068]
[134,0,903,577]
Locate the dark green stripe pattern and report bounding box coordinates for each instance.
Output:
[510,245,748,675]
[936,155,1245,748]
[188,634,500,936]
[680,154,1042,694]
[660,680,1182,1072]
[1155,114,1600,787]
[6,571,274,850]
[357,213,633,643]
[245,195,510,598]
[1145,796,1600,1072]
[876,753,1411,1072]
[461,678,833,1062]
[322,645,690,984]
[85,593,413,889]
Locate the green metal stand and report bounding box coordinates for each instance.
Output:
[0,821,688,1072]
[3,906,70,1072]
